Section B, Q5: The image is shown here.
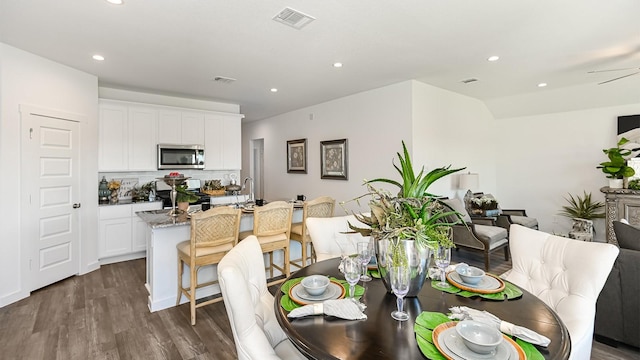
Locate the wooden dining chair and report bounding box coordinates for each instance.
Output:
[176,206,241,325]
[290,196,335,270]
[246,201,294,286]
[502,224,619,360]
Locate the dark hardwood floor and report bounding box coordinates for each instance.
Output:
[0,248,636,359]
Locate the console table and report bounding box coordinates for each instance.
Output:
[600,186,640,245]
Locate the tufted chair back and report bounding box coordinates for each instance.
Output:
[502,225,619,360]
[306,215,370,261]
[217,236,305,360]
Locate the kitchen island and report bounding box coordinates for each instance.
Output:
[137,207,302,312]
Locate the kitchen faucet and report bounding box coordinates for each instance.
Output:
[242,177,254,203]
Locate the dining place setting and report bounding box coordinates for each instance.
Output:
[275,239,557,360]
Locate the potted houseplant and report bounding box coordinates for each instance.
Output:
[345,141,464,295]
[175,184,199,211]
[597,137,636,188]
[558,191,605,240]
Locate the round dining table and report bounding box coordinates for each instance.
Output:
[274,258,571,360]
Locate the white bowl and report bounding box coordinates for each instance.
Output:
[455,320,503,354]
[301,275,330,296]
[456,265,485,285]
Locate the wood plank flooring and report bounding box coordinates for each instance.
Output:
[0,248,636,359]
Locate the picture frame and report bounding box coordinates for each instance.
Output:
[287,138,307,173]
[320,139,348,180]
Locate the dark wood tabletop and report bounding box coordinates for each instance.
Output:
[274,258,571,360]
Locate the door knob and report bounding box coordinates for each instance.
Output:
[73,203,81,209]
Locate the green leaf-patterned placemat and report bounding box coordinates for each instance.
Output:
[414,311,544,360]
[280,276,365,312]
[431,276,523,300]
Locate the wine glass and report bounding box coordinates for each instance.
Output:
[342,257,361,301]
[434,245,451,288]
[389,265,410,321]
[357,241,373,282]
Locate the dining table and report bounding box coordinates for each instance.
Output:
[274,258,571,360]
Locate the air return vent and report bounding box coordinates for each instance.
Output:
[213,76,236,84]
[461,78,479,84]
[273,7,315,29]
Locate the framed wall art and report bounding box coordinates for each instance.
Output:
[320,139,348,180]
[287,138,307,173]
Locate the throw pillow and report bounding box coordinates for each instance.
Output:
[612,220,640,251]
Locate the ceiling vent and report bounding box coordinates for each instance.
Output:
[273,7,315,30]
[461,78,479,84]
[213,76,236,84]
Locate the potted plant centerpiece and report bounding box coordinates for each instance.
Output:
[175,184,199,212]
[346,141,464,296]
[597,137,636,188]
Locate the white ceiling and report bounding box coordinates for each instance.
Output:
[1,0,639,121]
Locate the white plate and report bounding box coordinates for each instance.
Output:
[295,282,339,301]
[439,327,513,360]
[289,281,345,305]
[438,327,517,360]
[449,272,502,290]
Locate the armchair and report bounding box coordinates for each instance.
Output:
[442,198,510,271]
[469,193,538,232]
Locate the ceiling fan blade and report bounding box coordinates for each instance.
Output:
[598,71,640,85]
[589,67,640,73]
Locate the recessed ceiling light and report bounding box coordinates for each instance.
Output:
[487,55,500,62]
[92,54,105,61]
[538,83,548,87]
[270,88,278,93]
[105,0,123,4]
[333,62,343,68]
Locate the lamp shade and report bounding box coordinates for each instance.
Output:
[459,173,479,190]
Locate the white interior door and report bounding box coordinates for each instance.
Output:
[251,139,264,199]
[21,106,81,291]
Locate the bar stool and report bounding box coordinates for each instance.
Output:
[176,206,241,325]
[290,196,335,269]
[243,201,294,286]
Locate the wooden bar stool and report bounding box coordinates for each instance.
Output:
[176,206,241,325]
[290,196,335,269]
[247,201,294,286]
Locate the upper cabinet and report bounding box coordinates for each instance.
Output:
[204,113,243,170]
[158,110,205,145]
[99,99,243,172]
[99,101,157,172]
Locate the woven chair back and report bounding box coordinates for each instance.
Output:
[190,207,241,249]
[253,201,293,237]
[305,196,335,219]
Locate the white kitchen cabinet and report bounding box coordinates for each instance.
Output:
[99,103,128,171]
[98,101,157,171]
[204,113,243,170]
[99,202,162,263]
[158,110,205,145]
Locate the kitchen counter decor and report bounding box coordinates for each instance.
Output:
[108,179,121,204]
[202,179,225,196]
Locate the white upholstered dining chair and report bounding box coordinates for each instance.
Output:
[217,235,306,360]
[501,225,619,360]
[305,214,370,261]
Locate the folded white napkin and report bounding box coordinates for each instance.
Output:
[449,306,551,347]
[288,299,367,320]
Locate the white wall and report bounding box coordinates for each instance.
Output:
[0,43,99,306]
[496,103,640,239]
[242,81,414,214]
[411,81,498,199]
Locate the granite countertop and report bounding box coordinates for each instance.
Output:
[136,208,254,229]
[99,199,163,207]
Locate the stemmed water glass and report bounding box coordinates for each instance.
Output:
[357,241,373,282]
[434,245,451,288]
[342,257,361,301]
[389,265,410,321]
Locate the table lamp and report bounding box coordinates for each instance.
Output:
[459,172,479,208]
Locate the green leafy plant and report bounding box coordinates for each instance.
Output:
[175,184,199,203]
[344,141,465,252]
[597,137,636,179]
[558,191,605,220]
[628,179,640,190]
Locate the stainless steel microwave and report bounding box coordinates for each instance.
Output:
[157,144,205,170]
